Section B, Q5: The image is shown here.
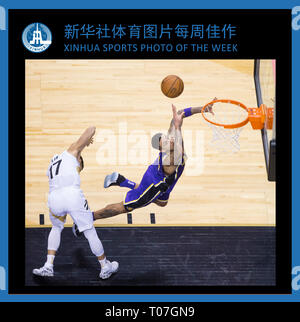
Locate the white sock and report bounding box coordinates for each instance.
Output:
[99,257,107,268]
[45,254,55,267]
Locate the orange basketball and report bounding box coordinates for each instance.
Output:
[161,75,184,98]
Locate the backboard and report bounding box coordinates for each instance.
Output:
[254,59,276,182]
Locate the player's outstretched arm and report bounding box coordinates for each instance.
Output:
[164,104,185,172]
[67,126,96,157]
[179,97,217,118]
[167,98,216,135]
[172,104,184,165]
[167,104,184,135]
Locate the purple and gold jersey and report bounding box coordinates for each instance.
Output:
[123,152,186,211]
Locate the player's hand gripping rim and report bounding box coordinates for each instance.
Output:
[203,97,217,115]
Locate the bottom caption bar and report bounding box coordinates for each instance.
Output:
[103,304,197,320]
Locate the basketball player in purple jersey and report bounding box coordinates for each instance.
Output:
[72,101,215,227]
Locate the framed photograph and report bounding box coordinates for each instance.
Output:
[0,2,298,307]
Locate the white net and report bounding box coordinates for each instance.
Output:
[204,101,249,153]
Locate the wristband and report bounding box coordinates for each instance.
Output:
[184,107,192,117]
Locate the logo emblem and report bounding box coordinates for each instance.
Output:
[22,23,52,53]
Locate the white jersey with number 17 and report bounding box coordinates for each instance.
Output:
[47,150,81,193]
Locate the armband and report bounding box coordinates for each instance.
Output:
[184,107,192,117]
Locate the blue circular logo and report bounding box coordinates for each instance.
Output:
[22,23,52,53]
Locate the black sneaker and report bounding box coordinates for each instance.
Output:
[104,172,125,188]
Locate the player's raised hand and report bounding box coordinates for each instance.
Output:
[172,104,184,129]
[87,137,94,147]
[204,97,217,115]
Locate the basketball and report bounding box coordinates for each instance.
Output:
[161,75,184,98]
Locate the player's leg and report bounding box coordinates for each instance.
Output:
[96,170,156,220]
[82,226,119,279]
[121,168,170,211]
[95,169,157,219]
[70,189,119,279]
[32,211,66,277]
[73,201,127,235]
[93,171,159,220]
[94,167,168,220]
[153,192,169,207]
[93,201,127,220]
[104,172,137,189]
[153,199,168,207]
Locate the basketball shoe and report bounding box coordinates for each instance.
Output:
[99,260,119,279]
[32,265,54,277]
[104,172,125,188]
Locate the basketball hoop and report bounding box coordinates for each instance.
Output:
[201,99,274,152]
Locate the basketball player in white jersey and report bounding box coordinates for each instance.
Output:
[32,126,119,279]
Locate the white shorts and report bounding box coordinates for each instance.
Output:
[47,186,93,232]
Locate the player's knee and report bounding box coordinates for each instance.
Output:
[118,202,127,213]
[52,224,64,233]
[83,226,97,239]
[156,200,168,207]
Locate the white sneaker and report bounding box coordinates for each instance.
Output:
[104,172,120,188]
[32,265,54,277]
[99,260,119,279]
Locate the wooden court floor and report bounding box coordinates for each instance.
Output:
[25,59,275,227]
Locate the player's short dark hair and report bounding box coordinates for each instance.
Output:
[151,132,163,150]
[80,156,84,170]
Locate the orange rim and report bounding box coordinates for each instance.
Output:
[201,99,249,129]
